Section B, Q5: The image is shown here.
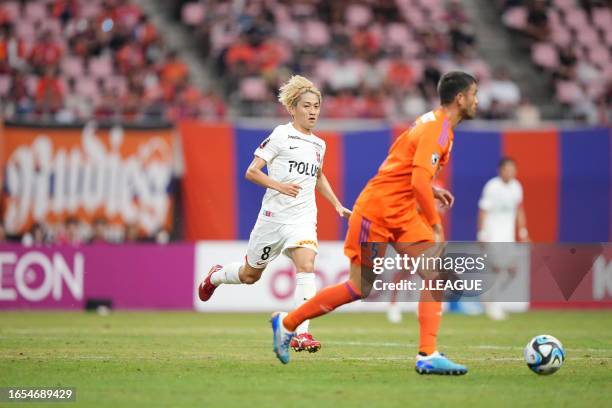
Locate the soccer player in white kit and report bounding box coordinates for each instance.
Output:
[198,75,351,352]
[477,157,529,320]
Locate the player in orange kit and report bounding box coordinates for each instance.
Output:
[271,71,478,374]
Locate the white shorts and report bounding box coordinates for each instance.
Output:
[246,218,318,268]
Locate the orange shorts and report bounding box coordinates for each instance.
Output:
[344,210,434,265]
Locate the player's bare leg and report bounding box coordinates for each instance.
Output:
[287,247,321,352]
[387,271,409,323]
[198,262,265,301]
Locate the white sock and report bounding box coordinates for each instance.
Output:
[294,272,316,334]
[210,262,243,286]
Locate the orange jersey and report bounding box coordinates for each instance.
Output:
[353,108,454,229]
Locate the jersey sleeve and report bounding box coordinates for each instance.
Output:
[254,127,285,163]
[478,180,495,211]
[412,124,446,177]
[516,181,524,204]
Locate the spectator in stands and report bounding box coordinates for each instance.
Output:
[52,0,79,26]
[56,77,94,122]
[22,223,47,246]
[124,223,141,242]
[90,217,109,244]
[29,30,63,74]
[572,82,599,123]
[327,52,362,94]
[515,96,542,126]
[199,89,227,120]
[64,217,84,245]
[555,47,577,81]
[401,88,428,120]
[385,52,415,95]
[160,50,189,87]
[225,34,257,77]
[525,0,550,41]
[361,55,385,91]
[8,69,34,118]
[35,66,64,117]
[488,67,521,117]
[356,88,388,119]
[421,57,442,100]
[0,24,26,73]
[325,89,357,118]
[351,24,381,59]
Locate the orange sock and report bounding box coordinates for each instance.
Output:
[283,281,361,331]
[418,287,443,355]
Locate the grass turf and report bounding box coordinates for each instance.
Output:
[1,311,611,408]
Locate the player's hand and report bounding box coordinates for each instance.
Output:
[335,204,352,218]
[432,186,454,208]
[277,183,302,197]
[432,224,445,243]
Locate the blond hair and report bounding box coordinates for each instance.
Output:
[278,75,321,111]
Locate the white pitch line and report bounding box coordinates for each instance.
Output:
[324,341,612,354]
[2,354,610,362]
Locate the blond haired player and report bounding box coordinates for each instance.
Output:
[198,75,351,352]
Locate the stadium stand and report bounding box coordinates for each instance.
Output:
[500,0,611,123]
[177,0,524,120]
[0,0,226,123]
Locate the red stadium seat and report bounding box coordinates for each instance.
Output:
[80,2,102,19]
[303,20,330,47]
[555,80,582,104]
[386,23,412,48]
[592,8,612,31]
[503,7,527,30]
[587,45,611,69]
[239,77,268,101]
[550,27,572,48]
[24,1,47,21]
[89,56,114,79]
[345,4,372,28]
[564,8,588,31]
[576,28,599,49]
[182,2,206,26]
[61,56,84,77]
[531,42,560,70]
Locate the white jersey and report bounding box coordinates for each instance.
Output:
[478,176,523,242]
[254,123,326,225]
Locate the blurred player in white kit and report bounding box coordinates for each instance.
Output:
[477,157,530,320]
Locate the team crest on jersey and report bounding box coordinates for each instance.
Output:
[431,152,440,166]
[259,137,270,148]
[316,150,321,164]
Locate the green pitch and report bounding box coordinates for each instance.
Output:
[1,311,611,408]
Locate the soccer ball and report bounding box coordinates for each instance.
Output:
[524,334,565,375]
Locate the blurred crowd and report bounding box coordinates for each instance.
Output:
[0,218,171,246]
[177,0,530,121]
[0,0,226,123]
[501,0,611,124]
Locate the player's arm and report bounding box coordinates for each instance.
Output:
[412,167,444,242]
[316,170,351,218]
[412,127,446,242]
[477,209,487,242]
[245,156,301,198]
[477,181,493,242]
[517,203,529,242]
